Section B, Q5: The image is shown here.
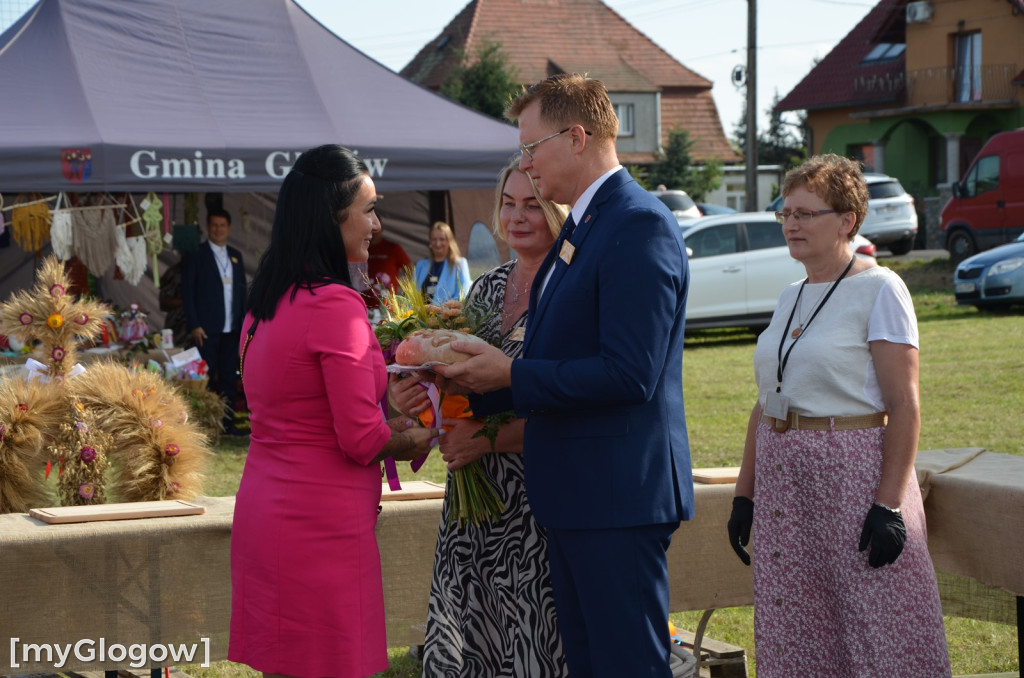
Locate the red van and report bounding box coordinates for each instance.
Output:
[941,129,1024,261]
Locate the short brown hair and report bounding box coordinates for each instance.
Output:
[505,73,619,141]
[782,154,869,237]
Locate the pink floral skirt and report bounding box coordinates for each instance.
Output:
[752,421,951,677]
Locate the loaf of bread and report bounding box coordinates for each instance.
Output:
[394,329,488,366]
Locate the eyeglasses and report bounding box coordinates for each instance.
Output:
[520,127,592,159]
[774,209,837,224]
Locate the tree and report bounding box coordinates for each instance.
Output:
[733,92,807,170]
[439,39,520,120]
[646,128,723,202]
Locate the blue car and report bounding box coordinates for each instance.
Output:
[953,232,1024,308]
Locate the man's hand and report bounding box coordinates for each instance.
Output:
[191,326,208,347]
[434,342,513,394]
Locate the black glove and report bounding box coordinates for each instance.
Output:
[727,496,754,566]
[858,504,907,568]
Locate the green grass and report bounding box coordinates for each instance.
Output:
[197,257,1021,676]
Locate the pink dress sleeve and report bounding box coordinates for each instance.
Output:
[306,285,391,465]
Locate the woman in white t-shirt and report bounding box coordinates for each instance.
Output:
[727,154,951,677]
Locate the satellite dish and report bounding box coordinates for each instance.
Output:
[731,65,747,88]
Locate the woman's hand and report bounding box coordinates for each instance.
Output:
[439,417,490,470]
[388,372,431,417]
[374,417,442,463]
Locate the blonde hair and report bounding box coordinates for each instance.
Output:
[429,221,461,265]
[505,73,619,141]
[491,156,568,242]
[782,154,869,238]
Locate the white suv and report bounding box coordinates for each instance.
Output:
[650,188,702,220]
[861,173,918,255]
[680,212,876,330]
[765,172,918,255]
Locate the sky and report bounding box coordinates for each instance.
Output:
[0,0,878,134]
[295,0,878,134]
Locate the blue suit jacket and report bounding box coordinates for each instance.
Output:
[473,169,693,530]
[181,241,246,335]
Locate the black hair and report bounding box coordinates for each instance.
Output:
[246,145,369,321]
[206,208,232,225]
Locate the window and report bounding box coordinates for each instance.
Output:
[867,180,906,200]
[466,221,502,278]
[963,155,1000,198]
[614,103,634,137]
[745,222,786,251]
[862,43,906,64]
[954,32,982,102]
[685,225,738,259]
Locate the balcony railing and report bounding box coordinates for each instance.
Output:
[851,71,906,101]
[907,64,1019,106]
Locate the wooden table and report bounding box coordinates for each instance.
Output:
[2,449,1021,674]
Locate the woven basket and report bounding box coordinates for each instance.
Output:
[173,377,208,393]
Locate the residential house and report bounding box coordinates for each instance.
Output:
[400,0,740,167]
[776,0,1024,244]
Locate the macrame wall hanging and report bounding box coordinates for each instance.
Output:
[71,198,119,278]
[49,192,74,261]
[10,194,51,254]
[114,194,148,285]
[141,192,164,287]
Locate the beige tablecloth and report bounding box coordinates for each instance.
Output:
[1,449,1020,673]
[915,448,1024,597]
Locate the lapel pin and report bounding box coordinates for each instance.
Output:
[559,240,575,265]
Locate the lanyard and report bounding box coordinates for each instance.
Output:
[775,256,854,392]
[213,246,231,277]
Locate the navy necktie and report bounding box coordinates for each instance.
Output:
[562,214,577,240]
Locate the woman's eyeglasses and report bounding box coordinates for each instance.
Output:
[774,209,836,224]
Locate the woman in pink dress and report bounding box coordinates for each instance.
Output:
[229,145,440,678]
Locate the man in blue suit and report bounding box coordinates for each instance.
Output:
[437,74,693,677]
[181,208,247,435]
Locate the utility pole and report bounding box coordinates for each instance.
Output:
[745,0,758,210]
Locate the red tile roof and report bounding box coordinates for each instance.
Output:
[401,0,740,163]
[776,0,908,112]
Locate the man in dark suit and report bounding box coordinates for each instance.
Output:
[437,74,693,677]
[181,208,247,435]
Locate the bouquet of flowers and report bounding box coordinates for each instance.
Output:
[374,271,508,527]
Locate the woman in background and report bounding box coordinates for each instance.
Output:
[393,157,570,677]
[413,221,471,304]
[229,144,439,678]
[728,154,950,677]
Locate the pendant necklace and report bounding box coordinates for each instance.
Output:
[502,263,531,332]
[789,256,856,339]
[791,285,828,339]
[508,264,530,304]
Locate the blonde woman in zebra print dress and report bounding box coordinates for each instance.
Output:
[391,159,569,677]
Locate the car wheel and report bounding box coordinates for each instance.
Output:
[946,229,976,262]
[888,237,913,256]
